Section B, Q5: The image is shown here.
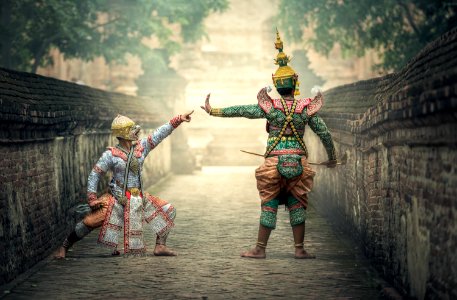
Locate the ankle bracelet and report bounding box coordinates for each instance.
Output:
[294,243,304,248]
[256,241,267,248]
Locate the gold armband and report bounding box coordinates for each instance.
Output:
[209,108,223,117]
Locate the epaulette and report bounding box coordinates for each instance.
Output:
[107,146,127,161]
[257,87,273,113]
[306,93,324,116]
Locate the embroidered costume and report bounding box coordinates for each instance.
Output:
[62,114,184,254]
[208,30,336,233]
[211,87,335,227]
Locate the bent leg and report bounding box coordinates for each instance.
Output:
[154,204,177,256]
[144,194,177,256]
[55,221,93,259]
[55,205,108,259]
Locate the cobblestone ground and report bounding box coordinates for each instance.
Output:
[4,167,385,299]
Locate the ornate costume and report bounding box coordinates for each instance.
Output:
[62,114,184,254]
[208,30,336,231]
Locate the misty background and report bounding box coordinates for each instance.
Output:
[1,0,455,166]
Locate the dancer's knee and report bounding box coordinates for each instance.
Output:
[75,221,93,238]
[260,198,279,229]
[287,196,306,226]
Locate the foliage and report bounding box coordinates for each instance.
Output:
[277,0,457,71]
[0,0,228,73]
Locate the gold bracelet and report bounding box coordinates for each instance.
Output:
[209,108,223,117]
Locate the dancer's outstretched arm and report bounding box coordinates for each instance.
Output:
[201,93,266,119]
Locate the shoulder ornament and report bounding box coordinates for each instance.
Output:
[306,93,324,116]
[272,98,311,114]
[257,87,273,113]
[107,147,127,161]
[134,143,144,158]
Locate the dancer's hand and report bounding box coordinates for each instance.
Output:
[180,110,194,122]
[200,93,212,114]
[89,198,104,210]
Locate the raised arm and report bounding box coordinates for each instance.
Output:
[308,114,337,162]
[87,150,113,207]
[140,111,193,158]
[201,93,266,119]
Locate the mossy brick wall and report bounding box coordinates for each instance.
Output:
[0,68,174,285]
[306,28,457,299]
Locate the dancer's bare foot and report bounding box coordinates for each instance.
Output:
[294,247,316,259]
[153,244,177,256]
[54,246,67,259]
[241,246,266,259]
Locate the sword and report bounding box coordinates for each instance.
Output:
[240,150,347,166]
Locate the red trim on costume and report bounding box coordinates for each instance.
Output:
[144,194,175,236]
[157,206,175,237]
[98,196,116,246]
[272,98,311,114]
[125,190,143,200]
[288,202,304,211]
[147,135,155,149]
[170,115,183,128]
[134,143,144,158]
[269,149,306,156]
[108,147,127,161]
[124,196,131,253]
[262,206,278,213]
[257,88,273,113]
[281,161,299,167]
[307,94,323,116]
[93,165,105,174]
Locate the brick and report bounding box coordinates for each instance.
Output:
[311,28,457,299]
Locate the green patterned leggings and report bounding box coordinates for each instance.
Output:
[260,195,306,229]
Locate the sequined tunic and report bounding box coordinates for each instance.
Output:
[209,88,335,210]
[84,116,183,253]
[87,116,183,202]
[210,88,336,160]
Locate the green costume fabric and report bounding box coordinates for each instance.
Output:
[210,92,336,230]
[260,195,306,229]
[212,103,336,160]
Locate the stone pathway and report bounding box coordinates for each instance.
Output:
[3,166,384,299]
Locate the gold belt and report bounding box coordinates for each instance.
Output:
[268,136,297,142]
[127,187,141,196]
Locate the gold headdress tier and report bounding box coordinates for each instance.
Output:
[111,114,137,140]
[272,29,299,95]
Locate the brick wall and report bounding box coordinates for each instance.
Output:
[0,68,179,285]
[307,28,457,299]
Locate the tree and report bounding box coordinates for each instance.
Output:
[0,0,228,73]
[277,0,457,72]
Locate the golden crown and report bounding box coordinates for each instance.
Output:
[111,114,136,140]
[272,29,299,95]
